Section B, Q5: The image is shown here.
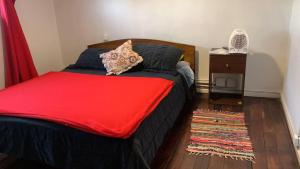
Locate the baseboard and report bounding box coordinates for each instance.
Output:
[244,90,280,98]
[195,79,209,93]
[196,88,207,93]
[196,79,209,84]
[280,93,300,165]
[196,87,280,98]
[195,79,280,98]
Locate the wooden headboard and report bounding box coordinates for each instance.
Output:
[88,39,196,71]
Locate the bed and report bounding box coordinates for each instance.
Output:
[0,39,195,169]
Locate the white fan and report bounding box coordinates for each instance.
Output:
[228,29,249,54]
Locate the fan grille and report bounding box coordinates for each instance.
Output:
[231,34,247,49]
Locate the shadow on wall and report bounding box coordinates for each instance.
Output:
[195,47,210,82]
[245,51,283,94]
[193,47,283,97]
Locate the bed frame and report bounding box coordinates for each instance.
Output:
[88,39,196,71]
[0,39,196,169]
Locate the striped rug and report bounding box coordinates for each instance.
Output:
[186,110,255,162]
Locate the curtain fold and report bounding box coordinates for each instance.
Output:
[0,0,38,87]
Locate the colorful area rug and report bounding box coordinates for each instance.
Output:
[186,110,255,162]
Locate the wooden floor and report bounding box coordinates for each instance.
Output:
[0,95,299,169]
[151,95,299,169]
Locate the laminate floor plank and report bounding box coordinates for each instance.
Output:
[223,158,251,169]
[264,99,286,169]
[207,156,224,169]
[193,156,210,169]
[245,98,268,169]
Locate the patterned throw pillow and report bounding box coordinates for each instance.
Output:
[100,40,143,75]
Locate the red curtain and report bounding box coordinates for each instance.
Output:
[0,0,38,87]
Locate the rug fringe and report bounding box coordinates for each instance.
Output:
[186,110,255,163]
[188,151,256,163]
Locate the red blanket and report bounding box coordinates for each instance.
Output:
[0,72,173,138]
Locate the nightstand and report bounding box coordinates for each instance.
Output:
[209,52,247,105]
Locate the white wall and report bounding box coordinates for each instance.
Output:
[53,0,293,97]
[0,0,64,89]
[15,0,64,74]
[0,0,293,96]
[53,0,105,65]
[282,0,300,147]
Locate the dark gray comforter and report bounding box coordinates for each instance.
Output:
[0,69,189,169]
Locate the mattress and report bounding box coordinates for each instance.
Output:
[0,69,189,169]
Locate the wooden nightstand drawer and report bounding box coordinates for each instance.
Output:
[210,54,246,73]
